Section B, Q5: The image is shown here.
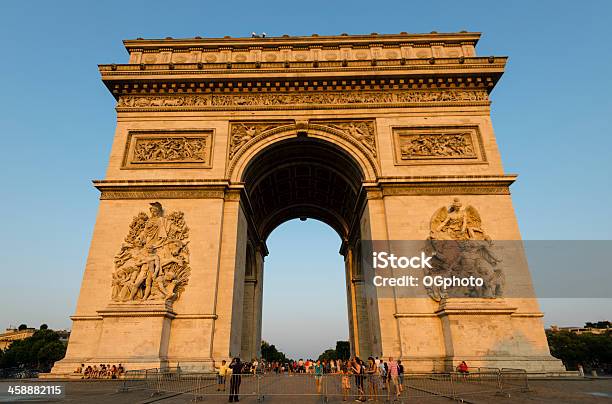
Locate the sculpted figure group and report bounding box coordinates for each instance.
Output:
[133,137,207,163]
[400,134,475,159]
[111,202,191,302]
[425,198,504,300]
[116,89,489,109]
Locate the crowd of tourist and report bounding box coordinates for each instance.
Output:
[217,356,406,402]
[74,363,125,379]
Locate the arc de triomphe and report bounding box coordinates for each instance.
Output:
[52,32,564,374]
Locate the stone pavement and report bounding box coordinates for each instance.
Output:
[2,377,611,403]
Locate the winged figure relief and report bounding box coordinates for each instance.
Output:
[425,198,504,300]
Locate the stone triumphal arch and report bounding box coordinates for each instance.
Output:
[52,32,564,374]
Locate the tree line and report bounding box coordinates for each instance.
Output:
[0,325,66,372]
[547,325,611,373]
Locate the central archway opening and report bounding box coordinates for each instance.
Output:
[262,218,348,360]
[237,136,379,361]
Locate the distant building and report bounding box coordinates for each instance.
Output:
[0,328,71,350]
[56,330,71,344]
[0,327,36,350]
[548,324,610,335]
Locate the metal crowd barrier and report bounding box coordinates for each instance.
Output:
[500,368,529,392]
[119,368,154,392]
[120,367,529,401]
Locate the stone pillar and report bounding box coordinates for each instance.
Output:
[241,278,256,360]
[362,189,396,359]
[253,247,265,357]
[211,189,248,359]
[344,247,358,357]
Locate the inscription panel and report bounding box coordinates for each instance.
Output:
[122,130,214,169]
[392,126,486,166]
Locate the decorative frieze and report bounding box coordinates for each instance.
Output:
[116,89,489,111]
[393,126,486,165]
[381,184,510,196]
[99,189,226,200]
[122,130,213,169]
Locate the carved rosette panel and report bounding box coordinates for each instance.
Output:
[313,120,377,157]
[228,122,290,160]
[116,89,489,110]
[122,130,213,169]
[425,198,504,301]
[393,126,486,165]
[111,202,191,303]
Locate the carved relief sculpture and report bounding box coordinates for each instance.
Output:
[393,126,486,165]
[324,121,377,157]
[425,198,504,300]
[123,131,213,169]
[133,137,208,163]
[117,89,489,110]
[228,122,288,160]
[111,202,191,302]
[400,133,475,159]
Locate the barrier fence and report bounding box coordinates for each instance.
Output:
[121,367,529,401]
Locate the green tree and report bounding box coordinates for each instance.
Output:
[335,341,350,360]
[585,321,610,329]
[260,341,287,363]
[0,329,66,372]
[317,349,338,362]
[317,341,351,362]
[18,324,28,331]
[40,324,48,330]
[547,330,612,370]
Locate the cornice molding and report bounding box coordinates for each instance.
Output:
[101,57,504,74]
[377,175,516,196]
[94,179,230,200]
[92,176,516,199]
[123,32,482,51]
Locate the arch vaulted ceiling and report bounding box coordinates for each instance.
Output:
[242,137,364,241]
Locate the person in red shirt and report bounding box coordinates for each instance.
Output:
[457,361,469,374]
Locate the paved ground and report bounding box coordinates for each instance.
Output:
[1,377,611,403]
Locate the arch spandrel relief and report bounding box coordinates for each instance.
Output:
[227,120,379,182]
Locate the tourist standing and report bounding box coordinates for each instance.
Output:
[216,360,229,391]
[228,358,242,403]
[366,357,379,400]
[340,361,350,401]
[397,360,404,393]
[352,358,366,402]
[314,360,324,394]
[381,361,388,390]
[387,357,401,397]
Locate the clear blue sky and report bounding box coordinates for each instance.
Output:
[0,1,610,359]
